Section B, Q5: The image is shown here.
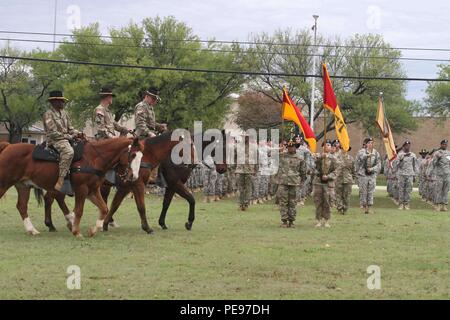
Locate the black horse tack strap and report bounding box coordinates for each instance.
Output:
[71,166,104,177]
[140,162,153,169]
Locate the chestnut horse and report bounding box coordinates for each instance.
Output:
[42,131,184,234]
[0,137,143,237]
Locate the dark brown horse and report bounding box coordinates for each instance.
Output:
[0,137,143,237]
[42,131,184,234]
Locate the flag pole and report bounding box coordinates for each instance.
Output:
[281,88,286,143]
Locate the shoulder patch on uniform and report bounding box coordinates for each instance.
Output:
[96,110,105,116]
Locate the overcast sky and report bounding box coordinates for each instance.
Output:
[1,0,449,100]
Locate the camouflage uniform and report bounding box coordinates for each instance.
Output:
[424,157,437,204]
[355,148,381,211]
[93,104,128,140]
[295,144,311,203]
[134,100,163,139]
[313,153,338,221]
[335,150,355,213]
[393,150,418,207]
[384,158,398,201]
[43,107,79,178]
[277,151,306,224]
[417,157,426,198]
[432,149,450,208]
[202,156,217,197]
[235,147,258,209]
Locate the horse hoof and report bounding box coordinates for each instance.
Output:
[49,228,57,232]
[159,223,168,230]
[87,227,96,238]
[66,222,73,232]
[28,229,40,236]
[103,224,109,232]
[142,226,154,234]
[185,222,192,231]
[74,233,83,238]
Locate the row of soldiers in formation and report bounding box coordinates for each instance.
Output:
[192,135,449,228]
[385,139,450,212]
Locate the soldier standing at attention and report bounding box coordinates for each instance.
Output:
[355,137,381,214]
[93,87,129,140]
[277,140,306,228]
[394,141,418,210]
[235,135,258,211]
[43,90,81,191]
[335,145,355,214]
[313,140,338,228]
[202,154,217,203]
[417,149,428,200]
[432,139,450,212]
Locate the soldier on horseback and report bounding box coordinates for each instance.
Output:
[93,87,130,140]
[43,90,81,192]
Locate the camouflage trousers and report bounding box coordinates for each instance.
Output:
[335,183,352,212]
[222,170,236,194]
[215,173,224,196]
[387,178,398,199]
[358,175,376,207]
[52,140,74,178]
[397,175,414,205]
[434,175,450,205]
[269,175,278,197]
[313,183,332,220]
[425,179,436,202]
[418,176,425,197]
[251,174,259,200]
[237,173,253,207]
[203,167,217,196]
[258,174,269,199]
[278,185,297,222]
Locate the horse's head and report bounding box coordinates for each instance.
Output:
[117,137,143,183]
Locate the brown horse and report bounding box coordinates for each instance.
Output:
[42,131,184,234]
[0,137,143,237]
[44,130,228,233]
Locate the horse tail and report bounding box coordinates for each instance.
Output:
[0,141,10,154]
[34,188,44,207]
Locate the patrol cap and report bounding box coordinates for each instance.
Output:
[145,87,161,102]
[441,139,448,144]
[99,86,116,97]
[48,90,68,102]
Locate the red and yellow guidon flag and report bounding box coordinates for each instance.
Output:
[282,88,316,152]
[322,63,350,151]
[376,95,397,162]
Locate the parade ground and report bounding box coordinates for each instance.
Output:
[0,188,448,300]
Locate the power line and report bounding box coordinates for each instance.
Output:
[1,29,450,52]
[1,37,449,63]
[1,54,449,82]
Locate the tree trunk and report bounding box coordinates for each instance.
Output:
[8,123,23,144]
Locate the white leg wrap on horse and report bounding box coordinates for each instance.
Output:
[23,217,40,235]
[65,212,75,224]
[96,219,104,229]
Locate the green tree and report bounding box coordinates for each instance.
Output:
[425,63,450,117]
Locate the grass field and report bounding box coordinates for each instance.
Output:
[0,188,448,300]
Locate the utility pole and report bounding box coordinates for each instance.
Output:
[52,0,58,51]
[310,14,319,130]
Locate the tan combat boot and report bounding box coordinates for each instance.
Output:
[54,177,64,192]
[315,220,322,228]
[398,204,404,210]
[404,204,410,210]
[442,205,448,212]
[324,220,331,228]
[280,220,288,228]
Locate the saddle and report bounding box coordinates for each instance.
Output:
[32,140,85,163]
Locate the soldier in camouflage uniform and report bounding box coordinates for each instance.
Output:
[93,87,129,140]
[393,141,418,210]
[424,151,437,205]
[202,155,217,203]
[384,155,399,204]
[432,139,450,211]
[313,140,338,228]
[335,145,355,214]
[355,137,381,214]
[277,140,306,228]
[417,149,428,200]
[43,90,81,191]
[295,136,311,206]
[235,136,258,211]
[257,139,270,203]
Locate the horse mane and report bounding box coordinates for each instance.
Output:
[0,141,10,154]
[144,131,173,147]
[88,137,132,147]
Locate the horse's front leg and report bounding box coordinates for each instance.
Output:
[54,192,74,232]
[132,182,153,234]
[87,188,109,237]
[72,186,88,238]
[103,186,130,232]
[15,184,40,235]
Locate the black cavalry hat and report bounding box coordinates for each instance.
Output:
[48,90,68,101]
[145,87,161,102]
[99,87,116,97]
[419,148,428,155]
